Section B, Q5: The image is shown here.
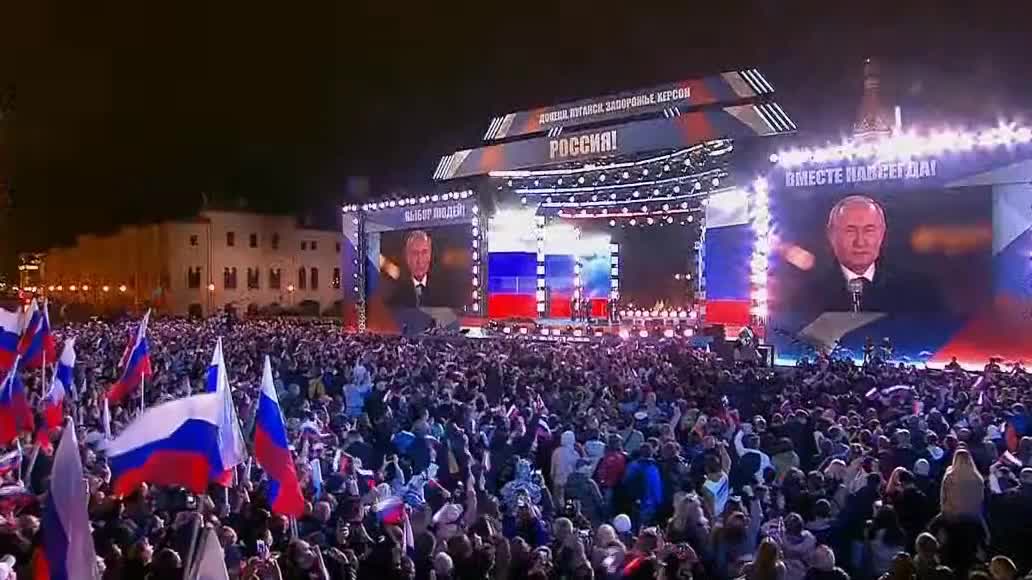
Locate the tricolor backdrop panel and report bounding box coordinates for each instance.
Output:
[703,189,753,327]
[486,252,537,319]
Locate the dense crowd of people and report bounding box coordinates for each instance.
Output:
[7,316,1032,580]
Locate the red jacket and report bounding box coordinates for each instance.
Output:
[595,451,627,489]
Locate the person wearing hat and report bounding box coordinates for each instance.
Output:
[550,430,581,505]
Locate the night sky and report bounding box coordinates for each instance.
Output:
[3,0,1031,252]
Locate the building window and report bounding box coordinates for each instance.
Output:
[301,241,307,251]
[335,242,341,253]
[226,232,235,247]
[189,235,199,246]
[247,267,260,289]
[311,241,318,251]
[332,268,341,289]
[271,233,280,250]
[249,233,258,248]
[298,267,307,290]
[187,267,202,289]
[269,268,281,289]
[224,267,238,289]
[310,267,319,289]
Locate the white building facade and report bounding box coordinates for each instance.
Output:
[43,210,344,317]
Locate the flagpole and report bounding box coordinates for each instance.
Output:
[139,375,145,415]
[15,440,23,487]
[24,443,40,493]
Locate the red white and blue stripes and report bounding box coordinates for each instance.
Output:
[38,420,99,580]
[207,338,247,487]
[0,447,20,478]
[44,338,76,431]
[105,392,230,495]
[0,361,34,445]
[18,299,55,370]
[107,310,152,404]
[0,308,21,371]
[254,355,304,516]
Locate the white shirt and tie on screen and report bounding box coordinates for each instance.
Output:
[412,275,428,307]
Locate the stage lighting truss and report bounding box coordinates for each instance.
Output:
[471,206,485,313]
[573,259,583,304]
[773,123,1032,168]
[493,140,733,199]
[748,177,771,320]
[536,214,546,314]
[351,190,474,212]
[609,243,620,302]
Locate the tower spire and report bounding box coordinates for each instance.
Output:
[853,58,892,141]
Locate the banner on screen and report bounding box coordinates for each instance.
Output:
[483,69,776,141]
[365,199,475,232]
[436,103,793,180]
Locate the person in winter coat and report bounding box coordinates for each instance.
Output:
[940,449,985,522]
[778,513,817,580]
[621,443,664,528]
[551,430,582,504]
[595,434,628,511]
[565,458,607,528]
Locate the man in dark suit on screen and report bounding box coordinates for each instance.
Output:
[386,229,448,308]
[808,195,942,314]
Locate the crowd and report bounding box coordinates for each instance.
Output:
[6,316,1032,580]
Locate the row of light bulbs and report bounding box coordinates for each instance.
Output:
[620,309,697,320]
[47,284,128,293]
[347,190,474,213]
[774,123,1032,168]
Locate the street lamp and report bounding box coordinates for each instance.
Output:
[118,285,127,293]
[207,283,215,292]
[82,284,90,291]
[287,284,295,292]
[102,285,110,293]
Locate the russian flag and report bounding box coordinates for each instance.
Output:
[207,338,247,487]
[0,307,21,371]
[104,391,231,495]
[0,446,20,477]
[254,355,304,516]
[44,338,76,430]
[204,339,221,393]
[107,310,152,405]
[0,361,34,445]
[18,300,55,370]
[37,419,99,580]
[374,496,406,526]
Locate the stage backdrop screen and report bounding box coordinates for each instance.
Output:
[365,224,473,334]
[768,185,1010,364]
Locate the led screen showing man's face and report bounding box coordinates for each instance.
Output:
[826,195,886,276]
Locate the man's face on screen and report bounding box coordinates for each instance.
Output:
[828,199,885,275]
[405,235,432,280]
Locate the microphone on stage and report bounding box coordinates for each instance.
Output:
[848,277,865,313]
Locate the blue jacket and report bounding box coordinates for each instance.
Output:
[622,458,663,511]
